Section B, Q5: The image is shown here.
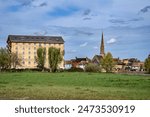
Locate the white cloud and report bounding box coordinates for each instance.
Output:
[93,46,98,49]
[80,42,88,47]
[107,38,117,44]
[66,49,77,54]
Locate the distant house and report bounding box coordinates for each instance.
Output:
[131,62,144,71]
[65,60,72,69]
[123,59,129,65]
[71,57,90,69]
[92,55,103,65]
[113,58,125,72]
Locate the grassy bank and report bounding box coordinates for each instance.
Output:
[0,72,150,99]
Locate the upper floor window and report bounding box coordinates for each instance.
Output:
[22,61,25,64]
[34,61,36,64]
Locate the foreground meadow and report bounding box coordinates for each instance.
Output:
[0,72,150,100]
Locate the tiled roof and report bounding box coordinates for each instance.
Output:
[7,35,64,44]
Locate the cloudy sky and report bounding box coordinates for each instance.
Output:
[0,0,150,61]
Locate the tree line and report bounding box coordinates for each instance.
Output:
[0,47,150,73]
[86,52,150,73]
[0,47,62,72]
[36,47,62,72]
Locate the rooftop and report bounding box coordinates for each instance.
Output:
[7,35,64,44]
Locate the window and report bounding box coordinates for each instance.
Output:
[29,56,30,59]
[22,61,25,64]
[29,47,30,50]
[16,47,18,50]
[34,52,36,55]
[34,47,36,50]
[34,43,36,46]
[28,61,30,64]
[28,51,31,54]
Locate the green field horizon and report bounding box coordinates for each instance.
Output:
[0,72,150,100]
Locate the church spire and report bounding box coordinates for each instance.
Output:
[100,32,105,57]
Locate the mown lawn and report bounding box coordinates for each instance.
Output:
[0,72,150,100]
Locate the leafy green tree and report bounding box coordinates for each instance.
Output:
[85,63,101,72]
[36,48,46,71]
[144,55,150,73]
[101,52,115,73]
[0,47,10,71]
[48,47,62,72]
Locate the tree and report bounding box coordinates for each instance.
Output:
[48,47,62,72]
[144,55,150,74]
[10,52,21,69]
[36,48,46,71]
[0,47,10,71]
[85,63,101,72]
[101,52,115,73]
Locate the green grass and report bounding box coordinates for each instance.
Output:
[0,72,150,100]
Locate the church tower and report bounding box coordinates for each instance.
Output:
[100,32,105,57]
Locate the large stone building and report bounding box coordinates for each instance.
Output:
[7,35,65,69]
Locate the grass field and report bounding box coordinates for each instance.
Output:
[0,72,150,100]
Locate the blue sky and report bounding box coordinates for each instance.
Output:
[0,0,150,61]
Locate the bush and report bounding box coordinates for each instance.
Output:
[57,68,64,72]
[66,67,84,72]
[85,63,101,72]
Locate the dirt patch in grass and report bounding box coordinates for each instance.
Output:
[17,87,25,90]
[26,84,33,87]
[75,87,81,90]
[0,85,6,88]
[0,81,9,84]
[48,84,53,86]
